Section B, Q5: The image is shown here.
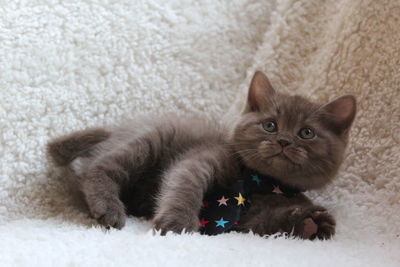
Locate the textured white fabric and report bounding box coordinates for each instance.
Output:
[1,0,399,266]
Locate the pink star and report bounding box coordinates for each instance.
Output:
[272,185,283,194]
[217,196,229,206]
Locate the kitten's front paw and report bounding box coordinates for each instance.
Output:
[287,206,336,240]
[88,197,126,229]
[153,212,199,235]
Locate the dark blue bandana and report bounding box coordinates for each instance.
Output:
[199,169,300,235]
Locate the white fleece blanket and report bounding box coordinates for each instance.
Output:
[1,1,399,266]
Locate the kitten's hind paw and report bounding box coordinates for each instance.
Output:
[288,206,335,240]
[88,197,126,230]
[309,208,336,240]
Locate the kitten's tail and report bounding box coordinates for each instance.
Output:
[47,128,110,166]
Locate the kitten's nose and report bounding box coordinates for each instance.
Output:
[278,138,291,147]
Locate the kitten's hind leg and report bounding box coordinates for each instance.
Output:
[47,128,110,166]
[82,166,127,229]
[80,133,167,229]
[238,195,335,240]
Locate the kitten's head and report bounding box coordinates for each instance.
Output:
[232,71,356,190]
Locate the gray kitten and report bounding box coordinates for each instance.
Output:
[48,71,356,239]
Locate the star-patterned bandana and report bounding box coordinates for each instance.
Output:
[199,169,301,235]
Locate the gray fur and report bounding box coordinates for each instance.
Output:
[47,71,356,239]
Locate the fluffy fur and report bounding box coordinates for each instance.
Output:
[47,71,355,239]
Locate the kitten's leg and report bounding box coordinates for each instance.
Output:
[47,128,110,166]
[153,145,231,234]
[238,194,335,240]
[81,135,165,229]
[82,167,127,229]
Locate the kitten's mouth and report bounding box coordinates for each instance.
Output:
[262,151,282,159]
[272,151,296,164]
[262,151,290,162]
[258,143,305,165]
[281,148,308,165]
[278,152,292,161]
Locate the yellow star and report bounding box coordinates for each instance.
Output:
[234,193,246,206]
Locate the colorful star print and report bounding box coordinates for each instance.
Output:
[272,185,283,194]
[234,193,246,206]
[199,218,209,227]
[215,217,229,228]
[198,169,300,235]
[217,196,229,206]
[251,174,261,185]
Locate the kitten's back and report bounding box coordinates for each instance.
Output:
[48,113,226,179]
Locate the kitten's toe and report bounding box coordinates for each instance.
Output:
[89,197,126,229]
[98,208,126,229]
[300,218,318,239]
[153,213,199,235]
[310,209,336,240]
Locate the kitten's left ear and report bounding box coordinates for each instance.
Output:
[321,95,357,134]
[245,71,276,112]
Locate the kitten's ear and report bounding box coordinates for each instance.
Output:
[321,95,356,134]
[245,71,275,112]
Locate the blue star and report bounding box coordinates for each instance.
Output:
[251,174,261,185]
[215,217,229,228]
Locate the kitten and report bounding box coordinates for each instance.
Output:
[48,71,356,239]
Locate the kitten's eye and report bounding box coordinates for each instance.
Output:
[298,128,315,139]
[262,121,277,133]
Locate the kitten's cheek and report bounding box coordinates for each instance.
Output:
[258,141,282,157]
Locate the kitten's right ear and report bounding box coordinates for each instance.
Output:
[321,95,357,134]
[245,71,275,112]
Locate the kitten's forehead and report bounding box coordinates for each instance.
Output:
[278,95,319,116]
[265,94,320,129]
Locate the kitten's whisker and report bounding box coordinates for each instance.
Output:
[228,148,258,158]
[242,151,262,163]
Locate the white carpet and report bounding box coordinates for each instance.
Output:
[1,0,399,266]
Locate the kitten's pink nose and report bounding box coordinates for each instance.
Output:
[278,138,291,147]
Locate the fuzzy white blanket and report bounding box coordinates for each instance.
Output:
[1,0,399,266]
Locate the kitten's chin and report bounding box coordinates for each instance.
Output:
[242,156,332,190]
[243,155,288,177]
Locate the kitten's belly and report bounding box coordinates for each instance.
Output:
[120,170,162,219]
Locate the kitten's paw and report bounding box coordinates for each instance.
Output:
[88,197,126,229]
[288,206,335,240]
[153,212,199,235]
[309,207,336,240]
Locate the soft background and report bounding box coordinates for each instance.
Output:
[0,0,399,266]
